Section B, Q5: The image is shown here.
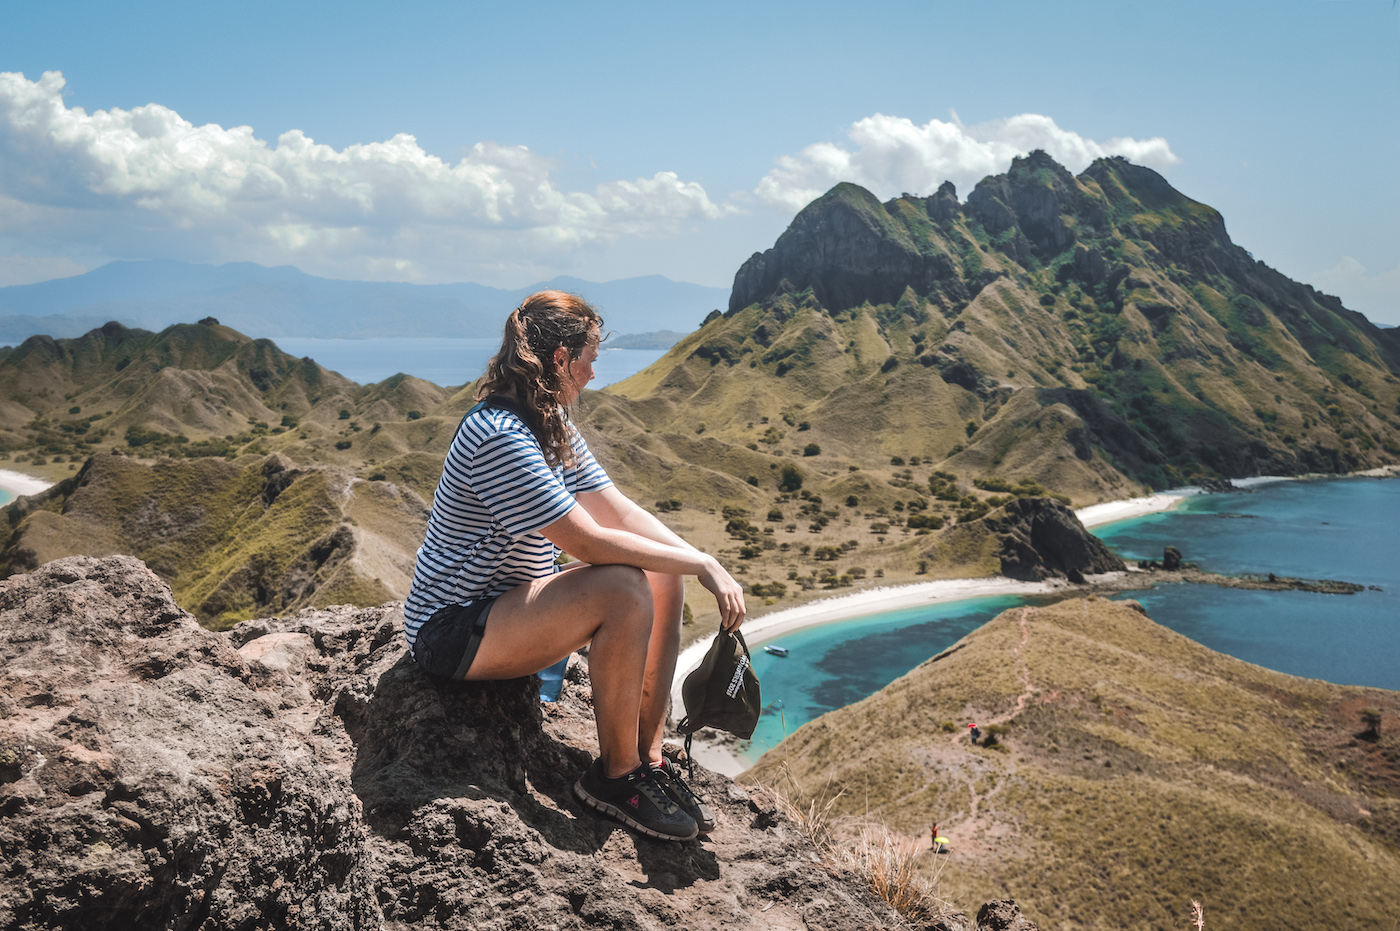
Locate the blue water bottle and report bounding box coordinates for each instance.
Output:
[537,655,569,702]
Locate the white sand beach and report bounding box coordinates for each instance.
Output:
[1073,489,1194,528]
[0,469,54,500]
[675,487,1198,777]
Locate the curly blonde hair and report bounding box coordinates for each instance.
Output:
[477,290,602,467]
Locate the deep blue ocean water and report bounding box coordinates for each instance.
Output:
[1096,477,1399,691]
[741,476,1399,764]
[271,337,665,389]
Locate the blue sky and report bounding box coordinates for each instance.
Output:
[1,0,1397,323]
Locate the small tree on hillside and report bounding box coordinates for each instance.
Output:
[1360,709,1382,740]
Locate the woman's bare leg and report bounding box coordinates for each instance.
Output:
[638,570,684,764]
[466,564,654,778]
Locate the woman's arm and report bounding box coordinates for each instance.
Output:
[575,486,694,551]
[541,491,746,629]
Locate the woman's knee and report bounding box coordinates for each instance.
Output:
[591,564,653,620]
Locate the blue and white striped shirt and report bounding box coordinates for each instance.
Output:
[403,406,612,649]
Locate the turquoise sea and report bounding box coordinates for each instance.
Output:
[271,337,665,390]
[741,476,1400,764]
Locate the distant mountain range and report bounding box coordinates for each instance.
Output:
[0,261,728,343]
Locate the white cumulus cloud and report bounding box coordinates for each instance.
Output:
[0,71,736,284]
[755,112,1181,212]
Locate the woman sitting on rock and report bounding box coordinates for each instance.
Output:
[403,290,746,841]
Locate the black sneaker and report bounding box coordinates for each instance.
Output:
[574,760,698,841]
[651,758,716,833]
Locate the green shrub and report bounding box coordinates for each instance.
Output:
[749,581,787,598]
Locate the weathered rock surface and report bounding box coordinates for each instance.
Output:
[1161,546,1182,571]
[728,182,967,314]
[0,556,933,930]
[924,492,1131,582]
[977,497,1126,582]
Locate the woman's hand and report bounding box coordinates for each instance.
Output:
[697,556,747,631]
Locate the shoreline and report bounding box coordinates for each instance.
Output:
[0,468,55,500]
[674,472,1400,777]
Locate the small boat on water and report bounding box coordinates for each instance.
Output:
[764,644,790,657]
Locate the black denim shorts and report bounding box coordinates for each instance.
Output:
[411,598,496,680]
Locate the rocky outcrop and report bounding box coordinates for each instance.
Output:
[728,183,965,313]
[1162,545,1182,571]
[979,497,1126,582]
[0,557,380,930]
[966,151,1084,259]
[0,555,937,930]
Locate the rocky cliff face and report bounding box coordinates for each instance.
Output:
[1,556,1031,930]
[729,183,968,314]
[918,496,1126,583]
[978,497,1126,582]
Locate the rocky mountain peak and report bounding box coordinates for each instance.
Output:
[728,181,962,314]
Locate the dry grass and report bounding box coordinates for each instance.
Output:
[766,766,953,926]
[746,598,1400,930]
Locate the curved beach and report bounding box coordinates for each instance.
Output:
[673,488,1196,776]
[0,469,54,501]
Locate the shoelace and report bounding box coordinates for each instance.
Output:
[655,763,697,803]
[630,770,680,814]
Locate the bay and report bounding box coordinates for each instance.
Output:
[270,337,665,389]
[746,594,1044,759]
[1097,476,1400,691]
[740,476,1400,765]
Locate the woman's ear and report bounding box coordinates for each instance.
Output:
[552,345,570,372]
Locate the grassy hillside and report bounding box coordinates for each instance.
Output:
[745,597,1400,929]
[0,451,425,627]
[612,153,1400,500]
